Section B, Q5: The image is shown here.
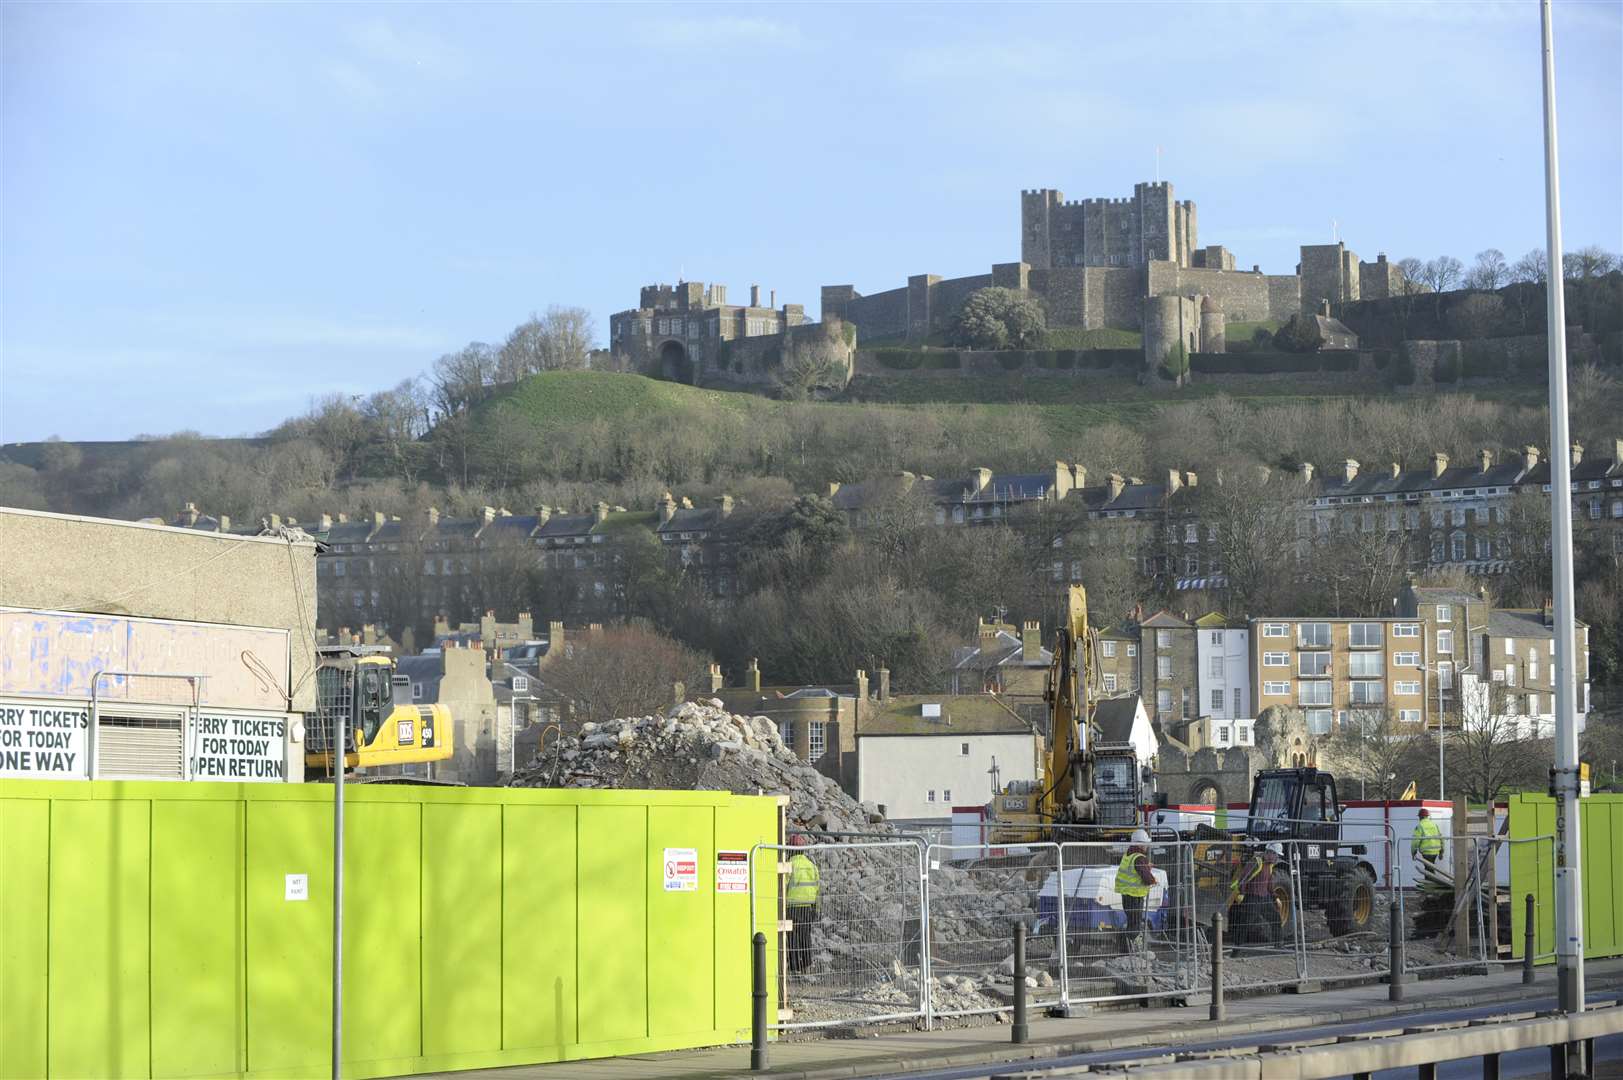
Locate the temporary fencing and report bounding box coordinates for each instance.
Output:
[752,826,1557,1031]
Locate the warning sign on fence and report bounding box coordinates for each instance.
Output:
[663,847,698,892]
[716,850,749,892]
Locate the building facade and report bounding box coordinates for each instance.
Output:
[1194,612,1252,749]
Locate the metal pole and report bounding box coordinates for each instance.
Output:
[1012,921,1028,1044]
[1389,897,1406,1001]
[332,701,345,1079]
[1525,894,1538,985]
[1209,913,1225,1021]
[1539,0,1584,1018]
[750,931,768,1071]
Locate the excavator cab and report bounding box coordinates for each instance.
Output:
[308,646,453,773]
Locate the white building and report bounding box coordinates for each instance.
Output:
[1195,614,1253,749]
[1091,694,1160,768]
[856,695,1039,823]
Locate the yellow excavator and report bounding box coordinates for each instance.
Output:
[987,584,1146,844]
[306,646,453,774]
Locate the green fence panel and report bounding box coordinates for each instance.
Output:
[0,780,778,1079]
[1510,792,1623,962]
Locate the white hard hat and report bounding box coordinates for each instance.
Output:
[1131,829,1150,845]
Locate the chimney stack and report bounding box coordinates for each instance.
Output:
[319,513,333,532]
[1167,469,1182,494]
[1522,445,1541,472]
[878,667,891,703]
[1072,464,1088,489]
[481,506,496,526]
[1389,463,1400,479]
[716,494,734,517]
[1319,299,1331,317]
[1299,462,1314,484]
[548,620,565,647]
[535,505,552,527]
[856,668,869,702]
[1543,597,1554,627]
[1343,460,1359,484]
[747,658,761,693]
[593,501,609,523]
[972,466,993,493]
[770,288,776,308]
[1107,472,1126,501]
[708,663,724,693]
[750,284,761,307]
[1571,442,1585,466]
[1022,621,1041,663]
[181,501,200,527]
[1430,452,1449,479]
[218,514,231,532]
[426,507,440,527]
[1614,438,1622,464]
[1478,449,1493,473]
[657,492,676,524]
[825,481,841,498]
[1184,471,1198,488]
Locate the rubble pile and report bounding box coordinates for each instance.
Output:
[511,698,883,833]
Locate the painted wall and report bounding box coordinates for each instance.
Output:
[0,780,778,1080]
[856,733,1036,821]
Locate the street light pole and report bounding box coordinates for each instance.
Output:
[1538,0,1584,1017]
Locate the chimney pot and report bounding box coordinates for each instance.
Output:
[1431,452,1449,479]
[1107,472,1126,500]
[747,658,761,693]
[1478,449,1493,473]
[1522,445,1541,472]
[1343,460,1359,484]
[1571,442,1584,466]
[1167,469,1182,494]
[878,667,891,703]
[1299,462,1315,484]
[1184,470,1197,488]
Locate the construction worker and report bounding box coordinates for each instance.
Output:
[1230,845,1284,945]
[1114,828,1156,950]
[786,834,820,975]
[1413,807,1444,865]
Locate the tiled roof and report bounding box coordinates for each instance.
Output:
[1093,694,1146,745]
[861,694,1034,737]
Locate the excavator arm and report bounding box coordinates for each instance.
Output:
[1042,585,1100,825]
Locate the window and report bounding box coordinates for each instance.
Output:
[1210,630,1223,645]
[1234,688,1243,715]
[1305,709,1333,735]
[1211,688,1225,711]
[1157,630,1172,648]
[511,676,529,693]
[1209,655,1224,678]
[1214,724,1231,746]
[1431,509,1445,529]
[1264,680,1290,696]
[1437,662,1454,690]
[1102,640,1117,658]
[1451,507,1466,527]
[1051,561,1064,581]
[1530,653,1540,681]
[1506,664,1518,686]
[1264,652,1289,667]
[1505,639,1516,656]
[1386,510,1399,532]
[1185,524,1199,543]
[1103,673,1118,692]
[943,789,952,802]
[1071,560,1083,581]
[1299,652,1331,676]
[927,790,936,803]
[1299,681,1332,706]
[1394,623,1419,638]
[1157,656,1173,680]
[779,719,795,747]
[1395,651,1420,666]
[1590,500,1603,521]
[1127,644,1137,658]
[952,506,965,524]
[1450,531,1466,560]
[333,559,346,577]
[1436,604,1452,622]
[1350,681,1384,705]
[809,722,827,759]
[1349,623,1383,648]
[1396,680,1421,696]
[1298,622,1331,648]
[1156,689,1173,717]
[1185,553,1200,575]
[1262,623,1288,638]
[935,507,946,525]
[1362,510,1375,532]
[1406,508,1421,529]
[1437,629,1454,655]
[1349,652,1384,678]
[1399,709,1422,724]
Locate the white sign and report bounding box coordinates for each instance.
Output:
[716,850,750,892]
[663,847,698,892]
[0,697,90,778]
[189,712,288,782]
[285,873,308,901]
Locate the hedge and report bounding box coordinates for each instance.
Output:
[998,352,1026,370]
[1391,355,1416,386]
[877,349,922,370]
[1191,351,1344,374]
[924,351,961,370]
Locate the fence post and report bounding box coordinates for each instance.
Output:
[1055,842,1070,1014]
[919,842,933,1030]
[1209,913,1226,1022]
[1389,900,1406,1001]
[1524,894,1537,985]
[1012,921,1029,1044]
[751,931,768,1071]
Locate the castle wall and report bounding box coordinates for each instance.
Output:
[1266,275,1303,322]
[927,273,995,335]
[1080,266,1144,330]
[839,286,910,341]
[1299,243,1359,312]
[1359,256,1402,300]
[1144,262,1277,324]
[701,319,855,391]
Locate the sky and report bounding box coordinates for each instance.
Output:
[2,1,1620,443]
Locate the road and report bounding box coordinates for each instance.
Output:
[865,992,1623,1079]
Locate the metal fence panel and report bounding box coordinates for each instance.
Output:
[925,843,1064,1017]
[1057,839,1203,1005]
[751,840,926,1030]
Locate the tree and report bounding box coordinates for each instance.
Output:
[496,306,595,380]
[1563,245,1619,281]
[1194,464,1304,616]
[1510,248,1548,285]
[1452,680,1543,804]
[775,333,848,401]
[1446,293,1504,341]
[1419,256,1464,323]
[1393,258,1429,341]
[1464,249,1509,291]
[611,527,681,623]
[949,287,1046,350]
[540,624,713,727]
[1323,708,1428,800]
[1272,313,1324,353]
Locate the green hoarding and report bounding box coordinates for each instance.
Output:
[1508,792,1623,962]
[0,780,779,1079]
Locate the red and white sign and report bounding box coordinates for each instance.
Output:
[716,850,750,893]
[663,847,698,892]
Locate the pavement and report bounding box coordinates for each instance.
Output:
[430,960,1623,1080]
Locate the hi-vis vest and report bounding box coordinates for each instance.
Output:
[787,854,820,904]
[1115,851,1151,899]
[1414,818,1444,857]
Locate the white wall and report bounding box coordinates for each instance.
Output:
[858,733,1038,821]
[1197,627,1251,720]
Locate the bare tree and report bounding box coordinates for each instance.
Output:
[1510,248,1548,285]
[541,624,713,728]
[1193,464,1304,616]
[1563,246,1619,281]
[1324,708,1428,800]
[1453,679,1542,804]
[1419,256,1464,323]
[1464,249,1509,291]
[1446,293,1505,341]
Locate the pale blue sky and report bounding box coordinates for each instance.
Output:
[3,1,1619,442]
